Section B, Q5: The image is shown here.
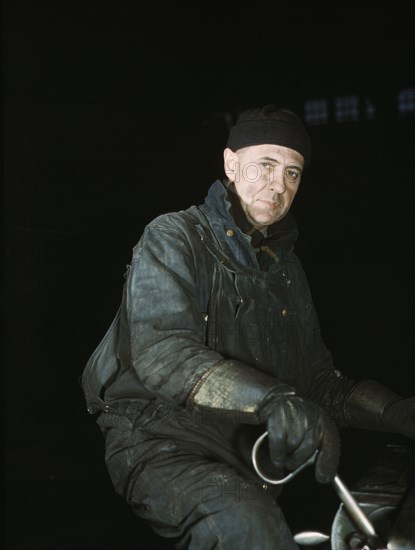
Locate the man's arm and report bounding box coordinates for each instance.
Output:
[291,254,415,440]
[342,380,415,439]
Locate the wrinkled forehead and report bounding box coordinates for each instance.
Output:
[236,143,305,167]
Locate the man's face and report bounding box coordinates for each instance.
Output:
[224,144,304,231]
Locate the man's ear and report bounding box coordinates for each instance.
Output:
[223,148,238,182]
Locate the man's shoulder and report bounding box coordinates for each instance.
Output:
[146,205,204,233]
[147,206,202,228]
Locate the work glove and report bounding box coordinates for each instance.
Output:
[188,360,340,483]
[382,397,415,439]
[344,380,415,440]
[264,395,341,484]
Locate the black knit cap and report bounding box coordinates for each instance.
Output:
[226,104,311,166]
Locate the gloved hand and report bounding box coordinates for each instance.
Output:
[382,397,415,439]
[265,396,341,484]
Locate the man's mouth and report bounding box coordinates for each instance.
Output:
[258,199,279,208]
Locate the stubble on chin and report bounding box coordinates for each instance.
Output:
[245,208,274,231]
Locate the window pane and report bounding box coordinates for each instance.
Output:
[335,96,359,122]
[398,88,415,114]
[304,99,329,125]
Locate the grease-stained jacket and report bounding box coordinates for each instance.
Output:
[81,179,354,465]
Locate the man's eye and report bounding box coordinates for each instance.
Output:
[286,170,300,180]
[260,162,273,170]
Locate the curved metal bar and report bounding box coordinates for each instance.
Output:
[251,430,318,485]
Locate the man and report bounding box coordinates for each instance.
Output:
[81,105,415,549]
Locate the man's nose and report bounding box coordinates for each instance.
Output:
[268,172,286,193]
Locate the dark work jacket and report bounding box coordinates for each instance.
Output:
[81,180,354,470]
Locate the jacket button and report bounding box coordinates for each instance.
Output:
[282,308,288,317]
[226,229,234,237]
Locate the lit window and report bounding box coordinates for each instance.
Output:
[335,96,359,122]
[304,99,329,125]
[398,88,415,114]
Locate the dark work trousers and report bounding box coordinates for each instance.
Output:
[96,401,299,550]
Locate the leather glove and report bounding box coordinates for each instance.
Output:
[264,395,341,484]
[188,360,340,484]
[382,397,415,439]
[344,380,415,440]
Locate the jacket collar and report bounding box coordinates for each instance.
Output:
[203,179,299,252]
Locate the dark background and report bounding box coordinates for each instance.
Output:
[3,1,415,548]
